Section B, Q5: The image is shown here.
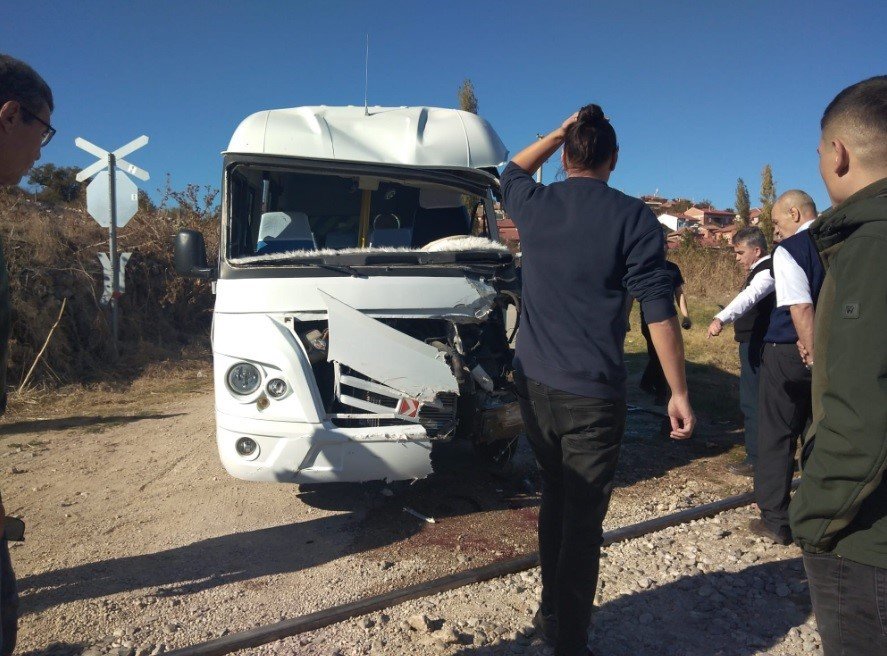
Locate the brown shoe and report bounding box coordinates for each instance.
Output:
[727,461,755,477]
[748,518,791,545]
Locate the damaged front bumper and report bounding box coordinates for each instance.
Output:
[212,274,520,484]
[216,414,436,483]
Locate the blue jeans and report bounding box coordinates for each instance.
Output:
[0,538,17,656]
[738,341,762,464]
[803,551,887,655]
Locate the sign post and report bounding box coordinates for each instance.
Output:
[76,136,149,355]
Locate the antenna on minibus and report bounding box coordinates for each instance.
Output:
[364,34,370,116]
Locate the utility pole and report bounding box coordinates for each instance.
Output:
[536,133,544,183]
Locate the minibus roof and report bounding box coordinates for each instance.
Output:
[225,105,509,170]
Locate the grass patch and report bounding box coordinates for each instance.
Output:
[626,297,742,426]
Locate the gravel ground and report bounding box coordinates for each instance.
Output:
[1,372,819,656]
[269,505,818,656]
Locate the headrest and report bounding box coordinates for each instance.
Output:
[418,187,464,209]
[258,211,312,242]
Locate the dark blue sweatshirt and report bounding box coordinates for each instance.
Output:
[501,162,675,400]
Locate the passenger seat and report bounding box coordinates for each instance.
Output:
[256,211,316,253]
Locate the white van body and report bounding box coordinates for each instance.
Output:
[207,106,522,484]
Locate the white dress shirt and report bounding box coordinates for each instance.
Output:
[774,220,815,307]
[715,255,774,324]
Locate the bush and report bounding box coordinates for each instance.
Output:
[669,240,744,305]
[0,184,219,389]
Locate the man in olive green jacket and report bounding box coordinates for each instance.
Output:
[789,75,887,656]
[0,53,55,656]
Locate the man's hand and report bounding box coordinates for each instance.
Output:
[667,393,695,440]
[797,340,814,366]
[707,318,723,338]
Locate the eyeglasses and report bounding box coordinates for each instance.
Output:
[20,105,56,147]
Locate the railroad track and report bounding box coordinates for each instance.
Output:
[166,480,799,656]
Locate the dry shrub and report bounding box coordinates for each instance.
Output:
[669,240,744,305]
[0,186,219,388]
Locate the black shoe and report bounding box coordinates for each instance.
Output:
[748,518,791,545]
[532,607,557,645]
[727,461,755,477]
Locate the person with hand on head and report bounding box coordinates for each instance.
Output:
[707,227,775,476]
[749,189,823,546]
[0,53,55,656]
[501,104,694,656]
[789,75,887,656]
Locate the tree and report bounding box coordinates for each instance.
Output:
[759,164,777,244]
[669,198,693,214]
[28,163,83,204]
[138,189,157,213]
[695,198,714,209]
[159,173,219,223]
[735,177,750,226]
[457,79,478,114]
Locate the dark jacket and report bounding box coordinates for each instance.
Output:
[0,239,9,415]
[733,258,774,344]
[763,231,825,344]
[789,177,887,569]
[500,162,675,400]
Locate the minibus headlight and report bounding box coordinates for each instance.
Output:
[266,378,288,398]
[236,437,259,458]
[227,363,261,395]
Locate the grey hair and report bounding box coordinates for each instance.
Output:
[733,226,768,253]
[775,189,817,219]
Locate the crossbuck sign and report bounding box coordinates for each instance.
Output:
[76,135,150,352]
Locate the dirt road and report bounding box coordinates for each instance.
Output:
[0,366,810,655]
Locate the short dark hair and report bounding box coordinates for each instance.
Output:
[821,75,887,166]
[0,54,54,117]
[733,226,768,253]
[563,104,618,171]
[822,75,887,132]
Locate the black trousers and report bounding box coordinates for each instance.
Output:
[639,318,667,397]
[514,373,626,656]
[0,538,16,656]
[738,340,763,465]
[803,552,887,655]
[755,343,811,536]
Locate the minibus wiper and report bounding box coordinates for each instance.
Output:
[317,262,367,278]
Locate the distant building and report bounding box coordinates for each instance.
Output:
[676,212,698,229]
[657,213,680,231]
[641,194,668,212]
[696,207,735,227]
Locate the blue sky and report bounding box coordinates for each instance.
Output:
[3,1,885,212]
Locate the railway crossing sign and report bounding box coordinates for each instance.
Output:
[86,170,139,228]
[75,135,150,183]
[76,135,150,354]
[97,252,131,304]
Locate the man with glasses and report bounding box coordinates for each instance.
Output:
[0,53,54,656]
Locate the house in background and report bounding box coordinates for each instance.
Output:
[657,213,680,231]
[641,194,668,213]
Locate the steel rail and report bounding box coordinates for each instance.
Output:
[165,480,799,656]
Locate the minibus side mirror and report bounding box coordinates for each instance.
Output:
[174,229,216,279]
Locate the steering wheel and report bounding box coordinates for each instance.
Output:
[372,213,401,230]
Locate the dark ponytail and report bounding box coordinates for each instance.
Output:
[563,103,618,171]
